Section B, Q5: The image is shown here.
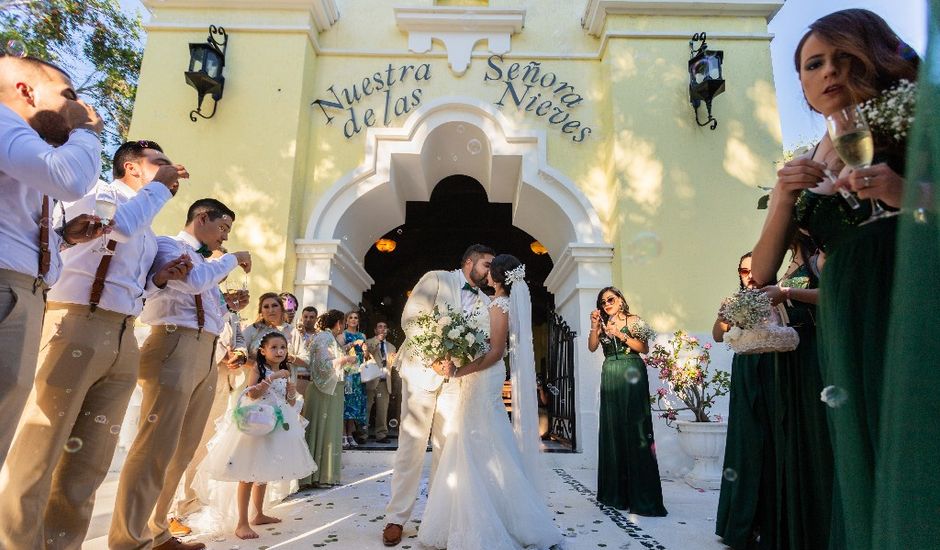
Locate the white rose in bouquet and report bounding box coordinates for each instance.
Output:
[447,328,462,340]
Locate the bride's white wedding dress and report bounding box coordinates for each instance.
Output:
[418,297,563,550]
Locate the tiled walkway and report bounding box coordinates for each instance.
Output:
[83,451,726,549]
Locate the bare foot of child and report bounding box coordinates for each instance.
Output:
[252,514,282,525]
[235,524,259,539]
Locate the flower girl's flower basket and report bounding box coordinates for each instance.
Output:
[719,289,799,354]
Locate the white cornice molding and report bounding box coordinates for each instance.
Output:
[581,0,784,36]
[394,6,526,76]
[143,0,339,32]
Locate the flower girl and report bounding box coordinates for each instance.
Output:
[196,331,317,540]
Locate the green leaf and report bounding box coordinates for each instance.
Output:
[757,194,770,210]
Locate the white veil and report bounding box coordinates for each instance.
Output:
[508,276,542,489]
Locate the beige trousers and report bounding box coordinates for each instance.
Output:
[0,303,138,550]
[172,365,236,517]
[0,269,47,468]
[109,326,217,549]
[365,377,390,439]
[385,374,460,526]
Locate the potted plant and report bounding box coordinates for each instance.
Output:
[645,330,731,489]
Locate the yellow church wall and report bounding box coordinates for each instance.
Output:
[131,0,782,333]
[132,9,319,292]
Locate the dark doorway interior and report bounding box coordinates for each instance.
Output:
[359,174,555,369]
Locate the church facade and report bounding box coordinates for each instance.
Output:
[133,0,784,459]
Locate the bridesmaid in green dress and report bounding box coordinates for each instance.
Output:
[587,287,667,516]
[760,233,834,550]
[301,310,358,487]
[714,253,778,550]
[750,10,918,550]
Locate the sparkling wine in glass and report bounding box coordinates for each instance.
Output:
[825,105,896,224]
[93,185,117,254]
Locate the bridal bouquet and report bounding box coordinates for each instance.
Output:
[628,320,656,342]
[718,289,799,354]
[408,305,489,367]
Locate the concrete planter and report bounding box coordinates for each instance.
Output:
[675,420,727,490]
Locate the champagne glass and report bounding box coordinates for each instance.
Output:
[825,105,896,225]
[94,184,117,255]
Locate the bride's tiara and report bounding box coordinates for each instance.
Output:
[506,264,526,285]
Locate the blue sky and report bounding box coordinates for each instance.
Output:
[121,0,927,150]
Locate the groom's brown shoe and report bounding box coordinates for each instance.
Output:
[383,523,403,546]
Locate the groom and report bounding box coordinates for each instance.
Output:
[382,244,494,546]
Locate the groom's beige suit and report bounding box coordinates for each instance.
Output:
[385,268,489,526]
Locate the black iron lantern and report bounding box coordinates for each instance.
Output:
[688,32,725,130]
[185,25,227,122]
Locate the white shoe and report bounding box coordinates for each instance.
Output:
[342,435,350,449]
[348,436,359,447]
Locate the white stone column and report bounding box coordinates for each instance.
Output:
[294,239,375,314]
[544,243,615,463]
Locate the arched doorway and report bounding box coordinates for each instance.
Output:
[294,97,613,458]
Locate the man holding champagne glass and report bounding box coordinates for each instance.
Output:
[0,140,191,549]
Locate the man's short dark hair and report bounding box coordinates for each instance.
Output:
[112,140,164,179]
[302,306,318,315]
[14,56,72,80]
[461,244,495,266]
[186,198,236,225]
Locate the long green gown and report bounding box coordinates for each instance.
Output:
[794,152,905,550]
[774,266,833,549]
[715,351,777,549]
[596,327,667,516]
[301,331,345,486]
[874,10,940,547]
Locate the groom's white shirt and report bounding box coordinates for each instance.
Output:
[399,268,490,392]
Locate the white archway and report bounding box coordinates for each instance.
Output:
[294,96,613,455]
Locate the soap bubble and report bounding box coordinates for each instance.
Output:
[456,124,465,134]
[624,365,641,384]
[625,232,662,263]
[109,425,121,434]
[165,324,177,333]
[467,139,482,155]
[71,350,83,358]
[58,411,65,417]
[820,385,848,408]
[147,414,158,423]
[546,383,560,396]
[723,468,738,482]
[451,154,458,162]
[94,415,107,424]
[63,437,84,453]
[388,419,399,429]
[396,228,403,235]
[4,39,27,58]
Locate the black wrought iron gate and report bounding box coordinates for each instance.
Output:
[545,311,577,450]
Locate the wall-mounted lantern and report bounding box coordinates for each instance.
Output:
[185,25,228,122]
[530,241,548,255]
[688,32,725,130]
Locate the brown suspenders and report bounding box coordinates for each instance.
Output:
[89,241,118,312]
[37,195,50,288]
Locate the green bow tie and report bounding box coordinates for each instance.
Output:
[462,282,478,295]
[195,244,212,258]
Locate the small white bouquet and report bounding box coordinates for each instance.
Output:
[628,320,656,342]
[860,79,916,142]
[408,305,489,368]
[719,289,799,354]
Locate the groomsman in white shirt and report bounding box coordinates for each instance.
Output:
[0,140,191,549]
[110,199,251,550]
[0,55,107,467]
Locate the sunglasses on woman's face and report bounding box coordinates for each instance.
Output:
[602,296,618,306]
[738,268,751,276]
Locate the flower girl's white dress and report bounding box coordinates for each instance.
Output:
[418,298,564,550]
[191,376,316,531]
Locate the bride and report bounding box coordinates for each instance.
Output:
[418,254,564,550]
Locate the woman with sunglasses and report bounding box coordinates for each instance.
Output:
[587,287,667,516]
[714,253,780,549]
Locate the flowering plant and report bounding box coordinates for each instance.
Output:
[628,320,656,342]
[645,331,730,427]
[407,305,488,367]
[860,79,916,142]
[718,289,772,329]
